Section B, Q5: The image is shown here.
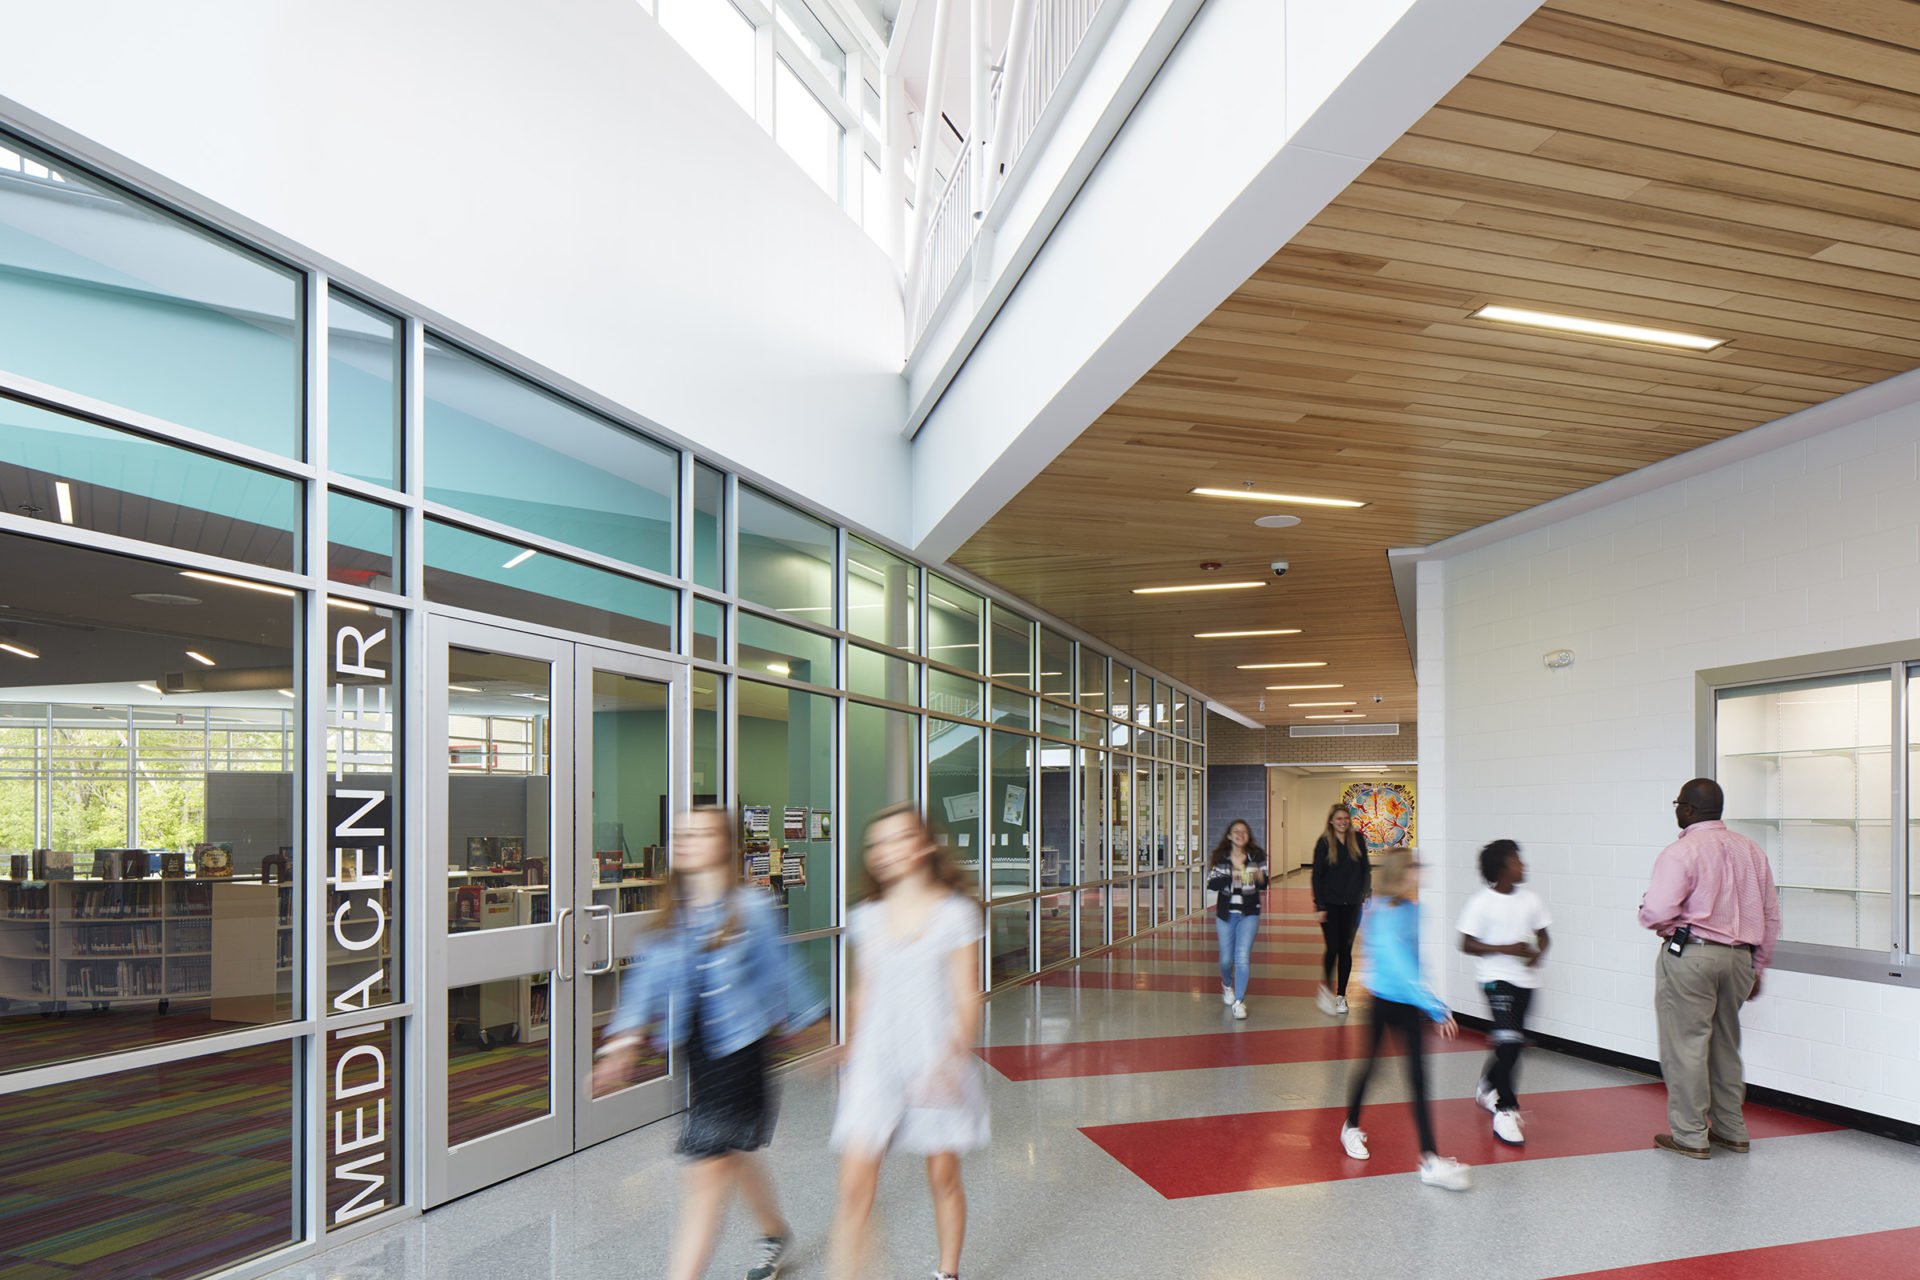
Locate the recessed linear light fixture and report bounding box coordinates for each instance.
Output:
[448,685,482,693]
[1290,701,1355,707]
[1194,628,1301,639]
[327,598,373,613]
[185,650,216,667]
[1132,581,1265,595]
[1191,488,1366,509]
[501,549,536,569]
[766,663,791,676]
[1306,713,1364,719]
[1470,304,1726,351]
[0,642,39,659]
[54,481,74,525]
[1237,661,1327,670]
[1266,683,1342,691]
[180,570,296,598]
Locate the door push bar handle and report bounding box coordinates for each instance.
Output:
[554,905,574,982]
[583,903,616,976]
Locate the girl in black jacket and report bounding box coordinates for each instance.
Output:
[1312,803,1371,1015]
[1206,819,1268,1020]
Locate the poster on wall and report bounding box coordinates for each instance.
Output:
[809,810,830,841]
[942,792,982,824]
[743,806,771,839]
[783,807,807,841]
[1002,784,1027,825]
[1340,781,1415,849]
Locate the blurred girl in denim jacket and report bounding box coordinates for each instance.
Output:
[594,807,825,1280]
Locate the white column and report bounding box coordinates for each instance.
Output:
[985,0,1038,194]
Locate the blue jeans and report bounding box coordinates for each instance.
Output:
[1216,912,1259,1002]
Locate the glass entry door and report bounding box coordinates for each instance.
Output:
[425,618,687,1204]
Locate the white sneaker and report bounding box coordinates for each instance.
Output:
[1493,1108,1524,1146]
[1222,983,1234,1006]
[1340,1124,1370,1160]
[1475,1081,1499,1114]
[1419,1154,1472,1191]
[1315,986,1336,1015]
[1333,995,1349,1015]
[1232,1000,1248,1020]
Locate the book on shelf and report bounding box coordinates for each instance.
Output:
[90,850,120,881]
[159,851,186,879]
[120,849,153,880]
[35,849,75,881]
[453,884,483,927]
[9,855,26,881]
[466,836,495,870]
[194,842,234,879]
[522,858,545,887]
[497,838,524,869]
[260,847,291,883]
[596,850,623,884]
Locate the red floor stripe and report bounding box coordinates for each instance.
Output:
[981,1023,1484,1080]
[1039,969,1335,998]
[1079,1083,1838,1199]
[1114,947,1330,964]
[1544,1226,1920,1279]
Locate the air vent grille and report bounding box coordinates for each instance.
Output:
[1289,723,1400,738]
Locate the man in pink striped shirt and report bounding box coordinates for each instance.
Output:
[1638,777,1782,1159]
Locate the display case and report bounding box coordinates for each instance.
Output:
[1716,672,1892,952]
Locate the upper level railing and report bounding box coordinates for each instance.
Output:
[906,0,1110,347]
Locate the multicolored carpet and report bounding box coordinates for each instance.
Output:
[0,1041,295,1280]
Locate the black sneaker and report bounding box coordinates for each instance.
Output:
[745,1235,789,1280]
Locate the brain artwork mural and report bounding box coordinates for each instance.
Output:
[1340,781,1415,850]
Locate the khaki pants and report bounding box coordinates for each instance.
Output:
[1654,941,1755,1147]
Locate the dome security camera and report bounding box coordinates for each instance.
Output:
[1270,560,1289,578]
[1372,694,1383,704]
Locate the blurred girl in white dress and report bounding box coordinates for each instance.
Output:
[827,804,989,1280]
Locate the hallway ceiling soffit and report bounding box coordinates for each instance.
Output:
[954,0,1920,726]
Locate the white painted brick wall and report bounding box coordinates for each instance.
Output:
[1421,387,1920,1124]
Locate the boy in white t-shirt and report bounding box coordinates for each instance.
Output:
[1457,839,1551,1147]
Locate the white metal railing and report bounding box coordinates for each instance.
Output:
[906,0,1109,346]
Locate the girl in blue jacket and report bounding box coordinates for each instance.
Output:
[595,807,826,1280]
[1338,847,1472,1191]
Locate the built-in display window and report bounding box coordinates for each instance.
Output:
[423,520,675,652]
[1716,672,1892,952]
[0,532,300,1073]
[0,139,301,457]
[423,339,677,574]
[848,538,916,653]
[738,610,835,689]
[738,486,835,619]
[2,394,300,570]
[327,292,401,489]
[847,701,917,899]
[737,679,834,935]
[1077,748,1108,887]
[1039,742,1070,889]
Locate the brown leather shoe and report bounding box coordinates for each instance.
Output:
[1654,1133,1710,1159]
[1708,1132,1750,1153]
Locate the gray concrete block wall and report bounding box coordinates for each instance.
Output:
[1205,764,1267,858]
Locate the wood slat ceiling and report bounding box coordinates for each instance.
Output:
[955,0,1920,727]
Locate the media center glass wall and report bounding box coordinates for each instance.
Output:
[0,129,1206,1279]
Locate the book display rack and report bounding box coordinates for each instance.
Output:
[0,878,288,1014]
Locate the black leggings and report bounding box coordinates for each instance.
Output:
[1345,997,1435,1156]
[1482,981,1533,1111]
[1320,903,1361,994]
